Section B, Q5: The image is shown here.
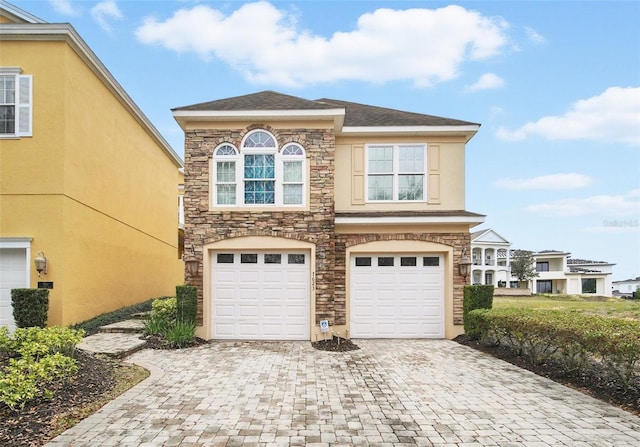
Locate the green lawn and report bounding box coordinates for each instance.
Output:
[494,294,640,321]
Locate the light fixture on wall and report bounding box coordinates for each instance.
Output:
[34,251,48,276]
[184,245,199,276]
[458,247,472,280]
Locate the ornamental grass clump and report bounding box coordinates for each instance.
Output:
[144,287,198,348]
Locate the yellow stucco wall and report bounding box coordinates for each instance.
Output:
[0,38,183,325]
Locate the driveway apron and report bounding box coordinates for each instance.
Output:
[46,340,640,446]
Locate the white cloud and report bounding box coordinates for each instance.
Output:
[48,0,78,16]
[135,2,509,87]
[465,73,504,92]
[525,26,546,44]
[497,86,640,146]
[91,1,123,33]
[524,189,640,217]
[494,173,593,190]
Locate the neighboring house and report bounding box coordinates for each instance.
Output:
[174,90,485,341]
[0,1,184,330]
[470,228,511,287]
[612,277,640,297]
[510,250,614,296]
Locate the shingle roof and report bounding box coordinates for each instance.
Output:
[317,98,478,127]
[172,91,337,112]
[173,90,479,128]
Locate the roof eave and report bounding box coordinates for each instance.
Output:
[1,23,183,167]
[172,109,345,131]
[0,1,46,24]
[339,125,480,142]
[335,214,486,226]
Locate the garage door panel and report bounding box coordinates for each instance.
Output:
[212,251,309,340]
[1,248,28,331]
[350,254,444,339]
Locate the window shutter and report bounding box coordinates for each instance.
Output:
[427,144,440,204]
[351,144,365,204]
[17,74,32,137]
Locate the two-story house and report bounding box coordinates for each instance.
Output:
[470,228,511,288]
[175,91,484,341]
[0,1,184,330]
[510,250,614,296]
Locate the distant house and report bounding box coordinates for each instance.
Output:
[612,277,640,297]
[470,229,511,287]
[512,250,614,296]
[470,229,616,297]
[175,90,485,341]
[0,1,184,330]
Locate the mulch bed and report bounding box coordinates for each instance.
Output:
[312,336,360,352]
[454,334,640,416]
[0,350,121,447]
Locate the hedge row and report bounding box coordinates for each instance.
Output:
[466,308,640,389]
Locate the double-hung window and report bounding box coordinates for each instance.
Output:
[366,144,426,201]
[0,68,32,138]
[211,130,306,207]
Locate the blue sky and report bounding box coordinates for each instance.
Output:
[9,0,640,282]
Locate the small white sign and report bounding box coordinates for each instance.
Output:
[320,320,329,333]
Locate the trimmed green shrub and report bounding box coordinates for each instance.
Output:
[463,285,494,338]
[151,297,177,322]
[468,308,640,389]
[0,327,83,411]
[176,285,197,324]
[11,289,49,328]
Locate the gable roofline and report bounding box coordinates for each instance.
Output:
[470,228,510,245]
[0,0,45,24]
[172,90,345,130]
[173,91,480,141]
[0,21,183,167]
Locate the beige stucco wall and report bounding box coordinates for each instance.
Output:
[335,135,466,212]
[0,39,182,326]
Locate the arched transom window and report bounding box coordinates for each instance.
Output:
[212,130,306,206]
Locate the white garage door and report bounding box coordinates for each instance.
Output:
[350,254,444,338]
[211,252,310,340]
[0,248,28,331]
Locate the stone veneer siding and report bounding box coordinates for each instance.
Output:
[334,232,470,326]
[183,125,336,325]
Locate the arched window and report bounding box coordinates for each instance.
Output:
[242,130,277,205]
[211,131,307,207]
[212,144,239,205]
[280,143,305,205]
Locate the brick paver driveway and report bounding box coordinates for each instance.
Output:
[47,340,640,446]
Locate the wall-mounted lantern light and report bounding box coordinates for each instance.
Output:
[184,245,199,276]
[458,247,472,281]
[34,251,48,276]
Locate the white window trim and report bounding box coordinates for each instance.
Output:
[365,143,427,202]
[0,237,32,285]
[0,67,32,138]
[210,132,307,208]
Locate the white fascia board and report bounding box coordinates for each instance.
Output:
[0,23,184,167]
[173,108,345,130]
[341,125,480,134]
[0,1,46,24]
[335,215,486,225]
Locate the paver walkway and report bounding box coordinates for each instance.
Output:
[47,339,640,446]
